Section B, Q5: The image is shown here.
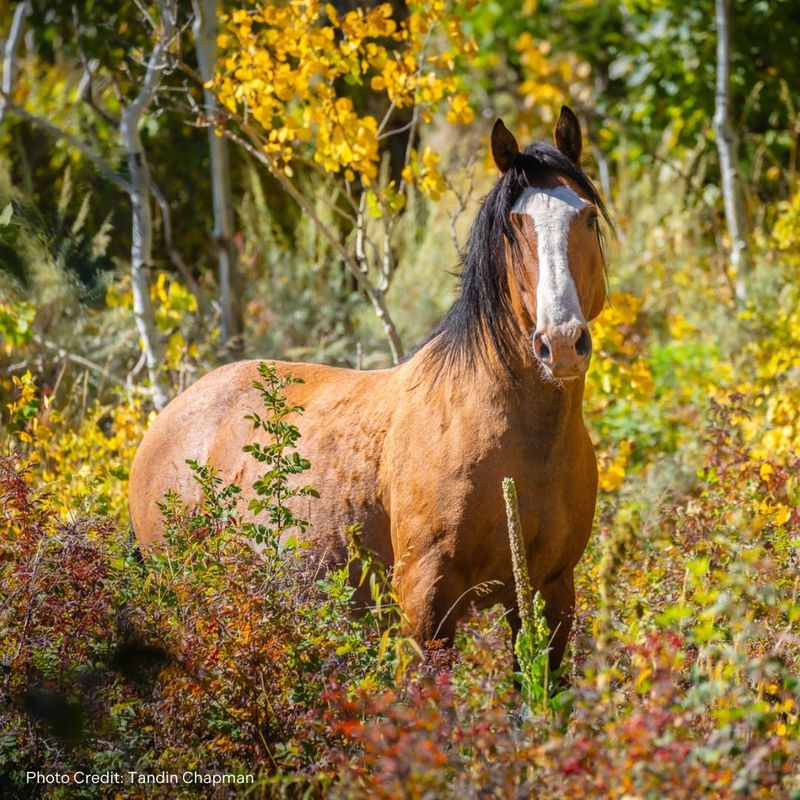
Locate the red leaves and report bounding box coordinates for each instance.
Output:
[561,753,586,776]
[333,718,363,738]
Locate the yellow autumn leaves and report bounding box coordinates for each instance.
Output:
[5,368,150,521]
[587,292,654,492]
[214,0,475,192]
[586,181,800,500]
[108,274,199,372]
[516,32,592,124]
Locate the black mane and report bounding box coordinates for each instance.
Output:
[419,141,612,379]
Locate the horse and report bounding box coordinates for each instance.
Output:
[129,106,611,670]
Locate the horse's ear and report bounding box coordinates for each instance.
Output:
[491,119,519,174]
[553,105,582,164]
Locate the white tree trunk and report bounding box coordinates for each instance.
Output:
[2,0,177,408]
[119,2,176,410]
[713,0,751,303]
[121,112,168,409]
[192,0,243,359]
[0,1,32,126]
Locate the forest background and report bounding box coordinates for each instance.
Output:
[1,0,800,797]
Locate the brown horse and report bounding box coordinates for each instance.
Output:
[129,106,611,669]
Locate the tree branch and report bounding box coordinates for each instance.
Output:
[0,95,131,193]
[27,334,141,395]
[73,7,121,127]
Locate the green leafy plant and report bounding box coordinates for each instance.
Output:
[242,361,320,546]
[503,476,570,720]
[0,301,34,354]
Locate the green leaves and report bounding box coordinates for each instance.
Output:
[0,203,13,227]
[241,361,318,545]
[513,591,556,716]
[503,477,570,722]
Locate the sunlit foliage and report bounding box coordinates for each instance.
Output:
[215,0,476,193]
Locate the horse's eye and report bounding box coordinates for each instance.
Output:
[587,213,598,229]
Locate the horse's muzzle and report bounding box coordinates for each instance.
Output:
[532,324,592,379]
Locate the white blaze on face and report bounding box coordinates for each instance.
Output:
[511,185,589,331]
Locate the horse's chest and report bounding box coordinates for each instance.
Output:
[449,434,596,586]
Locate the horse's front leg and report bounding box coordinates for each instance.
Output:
[394,552,466,652]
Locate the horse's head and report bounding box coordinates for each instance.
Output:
[492,108,608,381]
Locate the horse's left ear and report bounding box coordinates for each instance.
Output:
[554,105,582,164]
[491,119,519,173]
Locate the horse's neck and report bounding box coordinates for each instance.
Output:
[511,368,587,452]
[405,341,587,453]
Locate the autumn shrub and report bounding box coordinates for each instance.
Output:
[0,454,136,797]
[117,466,411,787]
[0,447,363,796]
[564,391,800,799]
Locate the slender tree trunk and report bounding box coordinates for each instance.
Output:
[119,2,177,410]
[121,110,168,410]
[367,288,404,364]
[192,0,244,360]
[0,1,31,126]
[713,0,751,303]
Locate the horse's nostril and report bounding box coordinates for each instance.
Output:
[539,339,551,361]
[575,328,591,357]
